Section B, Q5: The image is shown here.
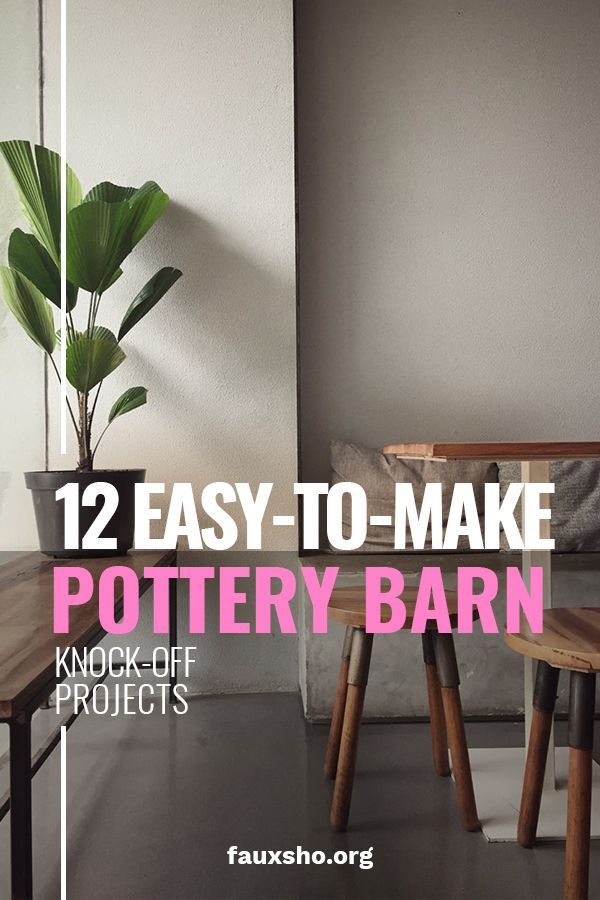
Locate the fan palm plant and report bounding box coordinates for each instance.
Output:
[0,140,182,471]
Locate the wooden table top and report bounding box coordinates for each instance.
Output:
[0,549,176,719]
[382,441,600,461]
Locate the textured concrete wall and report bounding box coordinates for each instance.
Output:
[0,0,45,550]
[300,553,600,720]
[0,0,44,763]
[297,0,600,486]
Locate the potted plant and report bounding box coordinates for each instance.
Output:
[0,140,182,557]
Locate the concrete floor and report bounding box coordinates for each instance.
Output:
[0,694,599,900]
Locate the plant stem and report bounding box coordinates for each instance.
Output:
[90,421,111,464]
[87,290,96,336]
[92,290,102,330]
[88,379,103,434]
[77,392,92,471]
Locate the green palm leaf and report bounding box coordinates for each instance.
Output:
[66,200,127,292]
[67,181,169,292]
[66,334,125,393]
[88,325,118,343]
[36,144,82,214]
[57,326,119,347]
[118,266,182,339]
[83,182,138,204]
[0,141,82,265]
[0,267,56,353]
[109,386,148,423]
[8,229,59,305]
[8,228,79,311]
[127,182,170,246]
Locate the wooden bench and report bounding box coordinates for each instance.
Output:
[0,549,176,900]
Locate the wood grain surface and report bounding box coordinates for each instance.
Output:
[504,608,600,672]
[0,550,176,719]
[382,441,600,461]
[329,585,460,628]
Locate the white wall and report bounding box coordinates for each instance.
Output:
[41,0,299,694]
[0,0,45,550]
[44,0,298,552]
[297,0,600,484]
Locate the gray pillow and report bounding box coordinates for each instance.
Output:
[330,440,498,552]
[498,461,600,552]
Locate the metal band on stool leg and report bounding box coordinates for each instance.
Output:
[432,632,460,688]
[533,660,560,714]
[347,628,373,687]
[568,672,596,752]
[341,625,353,663]
[421,631,436,666]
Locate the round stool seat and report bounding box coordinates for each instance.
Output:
[505,607,600,672]
[329,585,460,629]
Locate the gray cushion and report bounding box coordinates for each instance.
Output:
[498,461,600,551]
[330,440,498,552]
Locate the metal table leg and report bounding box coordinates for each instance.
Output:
[10,713,33,900]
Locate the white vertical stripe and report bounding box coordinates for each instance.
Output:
[60,724,67,899]
[60,0,67,454]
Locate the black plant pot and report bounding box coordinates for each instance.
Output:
[25,469,146,558]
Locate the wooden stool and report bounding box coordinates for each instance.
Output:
[324,586,480,833]
[506,608,600,900]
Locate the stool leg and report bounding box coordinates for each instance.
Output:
[422,631,450,776]
[518,660,560,847]
[324,625,354,778]
[564,671,596,900]
[330,628,373,832]
[434,632,480,832]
